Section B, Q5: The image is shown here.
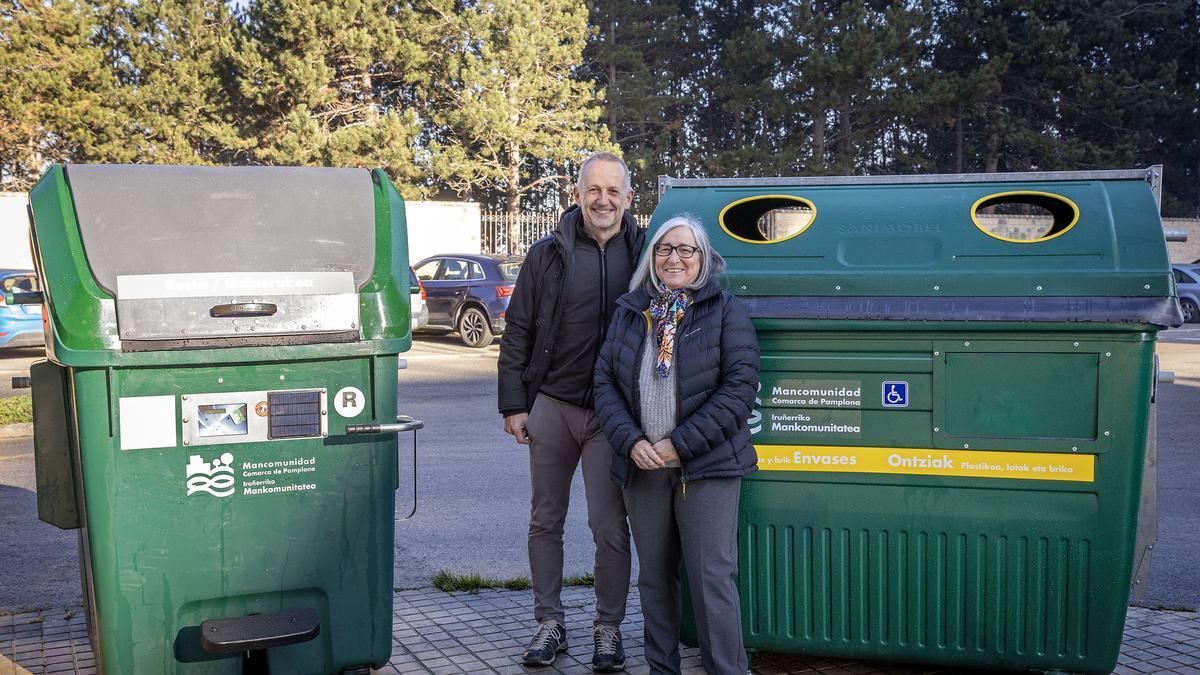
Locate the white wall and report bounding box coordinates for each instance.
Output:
[0,192,33,269]
[1165,218,1200,264]
[404,201,482,265]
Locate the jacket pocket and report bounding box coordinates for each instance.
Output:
[522,364,546,383]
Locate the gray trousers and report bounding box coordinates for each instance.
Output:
[526,394,632,626]
[625,468,746,675]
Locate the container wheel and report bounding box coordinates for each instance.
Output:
[1183,298,1199,323]
[458,306,493,348]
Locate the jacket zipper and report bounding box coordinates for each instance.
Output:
[623,310,650,490]
[675,307,693,499]
[598,246,608,342]
[583,245,609,407]
[635,309,651,415]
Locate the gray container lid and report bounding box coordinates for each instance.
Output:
[64,164,376,296]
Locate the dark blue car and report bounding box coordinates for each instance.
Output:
[0,269,44,349]
[413,254,522,347]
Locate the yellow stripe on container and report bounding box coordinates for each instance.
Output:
[755,444,1095,482]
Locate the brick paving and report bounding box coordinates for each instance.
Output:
[2,588,1198,674]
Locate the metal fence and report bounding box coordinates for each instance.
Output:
[481,211,651,255]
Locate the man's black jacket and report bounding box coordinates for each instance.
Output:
[497,206,645,416]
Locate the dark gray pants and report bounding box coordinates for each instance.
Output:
[526,394,632,626]
[625,468,746,675]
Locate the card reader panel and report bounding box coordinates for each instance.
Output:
[181,389,328,447]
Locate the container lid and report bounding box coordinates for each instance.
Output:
[65,164,375,295]
[63,165,376,344]
[652,168,1180,327]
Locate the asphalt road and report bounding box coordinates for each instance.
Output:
[0,433,80,610]
[1142,328,1200,610]
[392,334,624,590]
[1,328,1198,613]
[0,345,40,397]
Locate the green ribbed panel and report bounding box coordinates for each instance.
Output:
[740,511,1100,666]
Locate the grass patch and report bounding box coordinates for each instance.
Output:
[0,395,33,425]
[563,572,594,587]
[433,570,531,594]
[501,576,532,590]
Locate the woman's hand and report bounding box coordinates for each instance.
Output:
[652,438,679,464]
[631,439,666,470]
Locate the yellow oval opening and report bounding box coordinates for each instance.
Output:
[971,191,1079,243]
[719,195,816,244]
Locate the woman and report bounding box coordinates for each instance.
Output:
[593,214,759,674]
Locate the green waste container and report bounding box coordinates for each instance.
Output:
[19,164,420,674]
[654,167,1179,674]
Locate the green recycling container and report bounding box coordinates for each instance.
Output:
[22,164,418,674]
[655,168,1179,674]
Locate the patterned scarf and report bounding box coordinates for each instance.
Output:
[649,288,690,378]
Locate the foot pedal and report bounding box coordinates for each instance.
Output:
[200,607,320,653]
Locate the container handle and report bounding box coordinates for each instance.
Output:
[345,418,424,434]
[398,416,420,521]
[4,290,43,305]
[209,302,278,318]
[346,416,423,521]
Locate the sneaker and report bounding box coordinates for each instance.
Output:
[521,620,567,666]
[591,623,625,672]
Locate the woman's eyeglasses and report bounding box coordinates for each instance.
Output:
[653,244,698,259]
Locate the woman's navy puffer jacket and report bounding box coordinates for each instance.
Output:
[594,277,760,488]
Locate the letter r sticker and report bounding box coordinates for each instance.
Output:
[334,386,365,418]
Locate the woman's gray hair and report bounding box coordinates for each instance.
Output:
[629,214,727,294]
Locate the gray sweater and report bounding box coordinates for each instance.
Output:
[638,333,680,468]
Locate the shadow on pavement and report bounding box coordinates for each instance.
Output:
[0,483,81,612]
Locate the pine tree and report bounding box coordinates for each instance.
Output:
[100,0,248,164]
[929,0,1087,174]
[790,0,930,174]
[1156,0,1199,216]
[231,0,429,194]
[0,0,132,189]
[584,0,699,202]
[427,0,611,215]
[1054,0,1198,215]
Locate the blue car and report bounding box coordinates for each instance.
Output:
[0,269,45,349]
[1173,264,1200,323]
[413,254,522,347]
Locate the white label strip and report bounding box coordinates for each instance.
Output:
[117,272,356,300]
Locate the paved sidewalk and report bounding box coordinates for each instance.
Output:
[2,587,1198,674]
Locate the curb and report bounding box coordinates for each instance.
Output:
[0,422,33,439]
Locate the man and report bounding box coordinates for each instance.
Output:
[498,152,644,671]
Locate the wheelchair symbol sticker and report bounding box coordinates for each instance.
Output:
[882,381,909,408]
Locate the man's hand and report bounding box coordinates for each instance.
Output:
[504,413,530,445]
[652,438,679,464]
[631,439,666,470]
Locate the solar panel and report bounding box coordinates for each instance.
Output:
[268,390,322,439]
